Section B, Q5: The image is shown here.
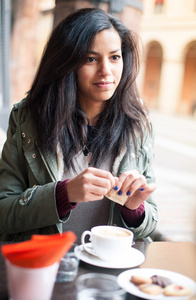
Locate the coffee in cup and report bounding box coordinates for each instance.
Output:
[81,225,133,261]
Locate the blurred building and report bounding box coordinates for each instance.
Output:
[137,0,196,116]
[54,0,143,32]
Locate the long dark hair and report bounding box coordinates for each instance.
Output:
[26,8,150,171]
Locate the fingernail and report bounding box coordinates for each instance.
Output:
[126,191,131,196]
[113,186,119,191]
[140,188,144,191]
[118,190,123,195]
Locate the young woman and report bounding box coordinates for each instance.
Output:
[0,8,157,242]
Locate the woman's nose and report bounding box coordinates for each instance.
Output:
[98,59,112,76]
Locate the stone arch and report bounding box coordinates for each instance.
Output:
[141,40,163,109]
[179,41,196,115]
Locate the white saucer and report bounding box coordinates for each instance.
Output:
[117,268,196,300]
[74,243,145,269]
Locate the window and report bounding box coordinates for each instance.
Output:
[0,0,10,132]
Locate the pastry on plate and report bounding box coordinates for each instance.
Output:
[138,283,163,295]
[163,284,192,296]
[130,275,152,285]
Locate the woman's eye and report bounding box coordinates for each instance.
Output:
[86,57,96,63]
[111,55,121,61]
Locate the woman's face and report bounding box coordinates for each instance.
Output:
[77,28,123,112]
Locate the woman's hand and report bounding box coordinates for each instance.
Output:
[66,167,117,203]
[116,170,157,210]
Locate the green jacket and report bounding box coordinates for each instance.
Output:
[0,100,158,242]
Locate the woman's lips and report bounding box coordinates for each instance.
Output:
[94,81,113,88]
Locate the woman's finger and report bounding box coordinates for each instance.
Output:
[116,170,146,196]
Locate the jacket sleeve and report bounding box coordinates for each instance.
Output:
[110,123,158,240]
[0,104,62,240]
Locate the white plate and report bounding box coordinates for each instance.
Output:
[74,243,145,269]
[117,268,196,300]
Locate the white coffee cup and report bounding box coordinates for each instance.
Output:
[81,225,133,261]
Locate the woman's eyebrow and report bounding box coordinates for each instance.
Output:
[87,49,121,55]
